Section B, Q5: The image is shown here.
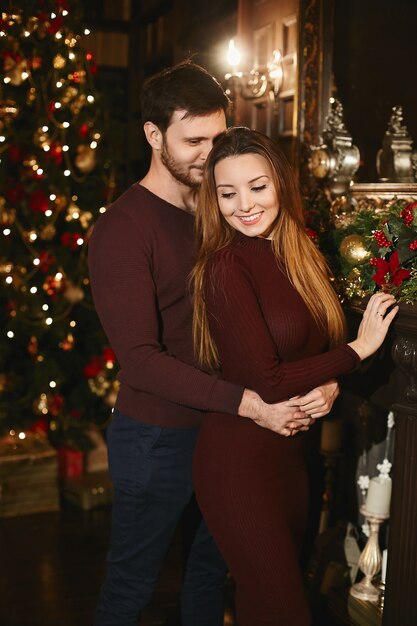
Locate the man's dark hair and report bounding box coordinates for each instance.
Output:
[140,60,229,133]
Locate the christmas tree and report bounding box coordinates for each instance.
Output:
[0,1,119,449]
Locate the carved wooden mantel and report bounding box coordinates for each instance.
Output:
[383,303,417,625]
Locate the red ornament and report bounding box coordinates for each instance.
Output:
[7,145,24,165]
[84,357,103,378]
[47,141,63,165]
[47,16,64,34]
[29,189,49,213]
[39,251,56,273]
[49,394,64,416]
[371,251,411,288]
[401,202,417,226]
[30,418,49,434]
[373,230,391,248]
[306,227,318,241]
[102,347,116,363]
[61,232,83,250]
[6,181,24,205]
[79,123,89,139]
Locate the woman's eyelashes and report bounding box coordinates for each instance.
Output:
[219,184,267,199]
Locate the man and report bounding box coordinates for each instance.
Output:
[88,61,338,626]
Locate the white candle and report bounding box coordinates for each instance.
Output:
[365,476,392,517]
[381,549,388,583]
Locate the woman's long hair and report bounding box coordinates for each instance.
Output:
[192,127,346,369]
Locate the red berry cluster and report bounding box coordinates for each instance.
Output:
[409,239,417,251]
[373,230,391,248]
[401,208,414,226]
[370,258,379,266]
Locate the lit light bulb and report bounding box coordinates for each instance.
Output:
[42,304,49,311]
[84,28,90,35]
[45,209,52,217]
[90,141,97,149]
[62,10,69,16]
[227,39,241,70]
[3,228,11,236]
[5,276,13,284]
[63,145,69,151]
[7,331,14,338]
[43,145,50,152]
[99,206,106,214]
[49,381,57,388]
[76,237,84,246]
[62,122,69,128]
[56,272,63,280]
[4,77,11,84]
[55,102,61,109]
[30,286,37,294]
[64,169,71,176]
[50,194,56,201]
[42,126,49,132]
[0,136,5,142]
[56,81,63,88]
[70,320,76,328]
[24,30,30,37]
[33,258,40,266]
[46,317,53,325]
[22,72,29,80]
[29,232,37,241]
[18,432,26,440]
[37,168,44,176]
[69,52,75,60]
[55,32,63,40]
[87,95,95,103]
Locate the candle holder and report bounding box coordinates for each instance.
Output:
[350,505,388,603]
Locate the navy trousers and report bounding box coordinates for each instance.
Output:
[94,410,227,626]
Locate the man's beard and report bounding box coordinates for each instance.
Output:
[160,142,202,190]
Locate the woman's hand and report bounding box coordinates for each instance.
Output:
[348,292,398,361]
[286,379,339,420]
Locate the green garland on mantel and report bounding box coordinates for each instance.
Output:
[304,195,417,305]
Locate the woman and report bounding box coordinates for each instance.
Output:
[191,127,397,625]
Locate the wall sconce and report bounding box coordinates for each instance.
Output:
[225,39,283,101]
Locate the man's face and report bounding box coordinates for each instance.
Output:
[160,109,226,189]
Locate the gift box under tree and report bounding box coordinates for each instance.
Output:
[0,432,60,518]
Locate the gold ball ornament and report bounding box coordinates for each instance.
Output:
[63,281,84,304]
[59,333,75,351]
[75,144,96,173]
[0,203,16,226]
[339,234,371,265]
[39,224,57,241]
[53,54,66,69]
[33,393,50,416]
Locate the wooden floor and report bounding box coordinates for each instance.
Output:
[0,500,342,626]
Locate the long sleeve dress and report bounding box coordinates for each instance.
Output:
[193,232,359,626]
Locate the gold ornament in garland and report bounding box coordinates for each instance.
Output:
[339,234,371,265]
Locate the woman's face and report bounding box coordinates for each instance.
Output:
[214,153,279,238]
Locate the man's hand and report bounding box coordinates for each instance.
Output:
[238,389,310,437]
[286,379,340,420]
